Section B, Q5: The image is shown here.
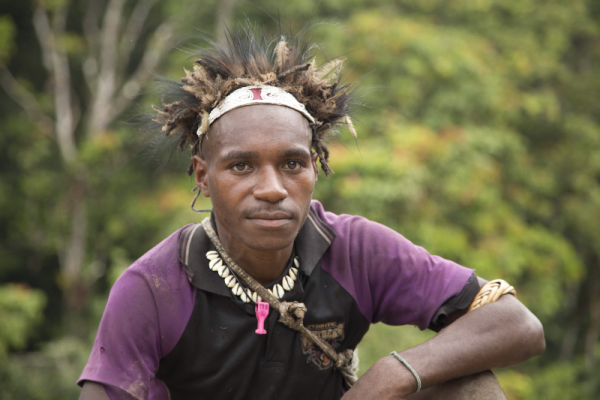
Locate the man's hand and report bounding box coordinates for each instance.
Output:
[342,286,544,399]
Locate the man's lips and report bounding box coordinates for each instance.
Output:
[247,212,293,228]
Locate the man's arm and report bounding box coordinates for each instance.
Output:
[79,382,110,400]
[76,229,194,400]
[343,278,545,399]
[80,381,138,400]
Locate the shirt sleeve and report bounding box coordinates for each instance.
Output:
[428,272,480,332]
[78,229,196,400]
[315,201,475,330]
[78,268,168,399]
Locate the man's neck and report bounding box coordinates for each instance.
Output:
[214,219,293,285]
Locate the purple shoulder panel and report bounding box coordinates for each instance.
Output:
[312,200,474,330]
[78,226,196,400]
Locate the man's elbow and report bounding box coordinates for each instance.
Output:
[520,310,546,360]
[500,294,546,362]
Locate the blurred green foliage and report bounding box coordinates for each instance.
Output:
[0,284,46,356]
[1,0,599,398]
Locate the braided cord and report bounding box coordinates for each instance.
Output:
[468,279,517,312]
[200,218,358,386]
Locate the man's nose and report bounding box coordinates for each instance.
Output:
[253,166,288,203]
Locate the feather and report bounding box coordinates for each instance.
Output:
[274,39,288,69]
[261,72,276,84]
[193,64,209,80]
[277,63,311,80]
[181,68,194,84]
[143,22,358,177]
[316,59,345,81]
[308,57,317,72]
[346,115,358,140]
[197,111,209,137]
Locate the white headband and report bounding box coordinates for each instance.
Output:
[198,85,316,136]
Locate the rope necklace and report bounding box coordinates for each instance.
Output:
[200,218,359,387]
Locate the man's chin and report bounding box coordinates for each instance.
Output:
[239,230,297,252]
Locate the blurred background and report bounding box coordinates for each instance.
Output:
[0,0,599,398]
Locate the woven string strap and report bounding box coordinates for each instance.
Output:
[467,279,517,312]
[200,218,358,386]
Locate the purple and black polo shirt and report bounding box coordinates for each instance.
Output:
[78,200,477,400]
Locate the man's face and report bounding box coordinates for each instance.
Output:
[194,104,318,252]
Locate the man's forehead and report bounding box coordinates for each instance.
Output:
[219,147,311,163]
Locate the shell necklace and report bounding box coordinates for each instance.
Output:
[206,250,299,303]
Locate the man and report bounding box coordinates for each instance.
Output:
[78,26,545,400]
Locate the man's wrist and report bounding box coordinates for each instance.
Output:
[381,354,420,396]
[390,352,421,393]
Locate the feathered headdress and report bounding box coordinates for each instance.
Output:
[152,23,358,175]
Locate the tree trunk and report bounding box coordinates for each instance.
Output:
[61,176,88,312]
[24,1,175,313]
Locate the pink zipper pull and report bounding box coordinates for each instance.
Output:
[255,302,269,334]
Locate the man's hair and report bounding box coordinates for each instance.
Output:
[152,23,357,176]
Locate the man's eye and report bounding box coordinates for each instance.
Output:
[284,161,302,170]
[232,163,250,172]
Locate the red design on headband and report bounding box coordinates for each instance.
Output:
[250,88,263,100]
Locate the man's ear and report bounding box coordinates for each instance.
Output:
[192,155,210,197]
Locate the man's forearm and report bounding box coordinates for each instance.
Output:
[408,371,507,400]
[392,294,545,395]
[343,293,544,399]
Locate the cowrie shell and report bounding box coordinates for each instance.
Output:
[225,275,236,288]
[206,251,219,260]
[289,267,298,280]
[282,276,293,291]
[294,257,300,268]
[240,292,250,303]
[209,258,222,271]
[218,264,230,278]
[232,283,240,295]
[274,284,285,299]
[234,284,243,296]
[251,291,258,303]
[268,288,274,298]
